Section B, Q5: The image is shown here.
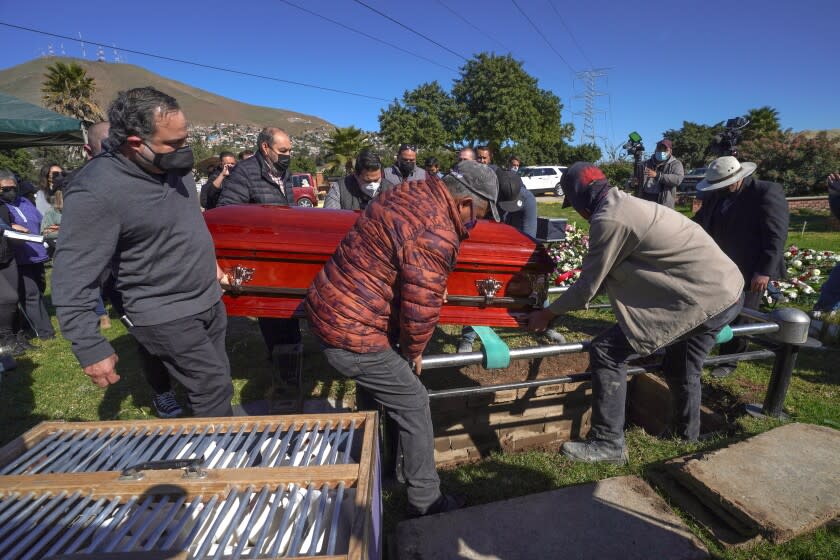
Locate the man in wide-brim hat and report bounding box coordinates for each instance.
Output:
[694,155,789,378]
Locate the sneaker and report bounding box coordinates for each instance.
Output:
[710,365,735,378]
[561,439,628,465]
[151,391,184,418]
[407,493,467,518]
[456,338,474,354]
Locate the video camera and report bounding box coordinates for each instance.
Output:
[710,116,750,157]
[622,131,645,158]
[623,132,646,193]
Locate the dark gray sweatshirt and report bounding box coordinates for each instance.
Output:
[52,151,221,367]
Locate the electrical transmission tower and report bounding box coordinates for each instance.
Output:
[574,68,609,146]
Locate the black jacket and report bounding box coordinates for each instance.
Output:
[52,152,221,367]
[216,152,292,206]
[0,204,14,264]
[200,168,224,210]
[694,176,789,283]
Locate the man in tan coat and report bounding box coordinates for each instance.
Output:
[529,163,744,463]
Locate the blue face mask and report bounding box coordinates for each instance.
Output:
[656,151,668,162]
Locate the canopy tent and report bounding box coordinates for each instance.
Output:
[0,92,85,147]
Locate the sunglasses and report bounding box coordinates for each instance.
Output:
[0,187,16,192]
[398,143,417,153]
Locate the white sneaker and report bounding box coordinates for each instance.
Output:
[152,391,183,418]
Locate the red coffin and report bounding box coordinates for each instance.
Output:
[205,206,554,327]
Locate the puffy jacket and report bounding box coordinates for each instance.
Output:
[323,173,397,210]
[305,177,468,359]
[216,152,291,206]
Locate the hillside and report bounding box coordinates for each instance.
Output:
[0,57,334,135]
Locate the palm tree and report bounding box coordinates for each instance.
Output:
[323,126,371,175]
[742,106,781,142]
[41,61,105,123]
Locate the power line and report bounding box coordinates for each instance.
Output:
[433,0,510,53]
[0,21,391,102]
[547,0,594,69]
[278,0,457,72]
[349,0,469,62]
[509,0,576,73]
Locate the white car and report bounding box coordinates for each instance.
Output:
[519,165,567,196]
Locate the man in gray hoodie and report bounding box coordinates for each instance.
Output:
[529,163,743,463]
[52,87,233,417]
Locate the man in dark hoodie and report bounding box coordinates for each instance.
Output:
[52,87,234,417]
[528,163,744,463]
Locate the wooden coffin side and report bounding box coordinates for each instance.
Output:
[208,205,554,327]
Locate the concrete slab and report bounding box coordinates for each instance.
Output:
[671,423,840,543]
[396,475,707,560]
[648,460,763,549]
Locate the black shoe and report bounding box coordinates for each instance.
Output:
[407,493,467,518]
[710,365,735,378]
[0,335,26,357]
[14,332,34,350]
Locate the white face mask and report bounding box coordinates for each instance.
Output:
[362,181,380,197]
[510,166,519,172]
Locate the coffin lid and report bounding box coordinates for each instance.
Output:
[205,205,552,269]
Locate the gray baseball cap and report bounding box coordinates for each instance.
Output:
[447,160,500,221]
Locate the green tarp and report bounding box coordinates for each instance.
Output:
[0,92,84,147]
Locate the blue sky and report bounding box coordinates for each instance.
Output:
[1,0,838,159]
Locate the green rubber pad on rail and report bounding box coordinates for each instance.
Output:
[473,326,511,369]
[716,324,734,345]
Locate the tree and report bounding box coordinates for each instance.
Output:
[563,143,603,164]
[452,53,571,153]
[291,155,317,174]
[0,149,35,181]
[599,161,634,189]
[323,126,371,175]
[41,61,105,122]
[378,82,461,152]
[663,121,721,169]
[742,106,782,143]
[739,131,840,195]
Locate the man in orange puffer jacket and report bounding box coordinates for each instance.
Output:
[305,160,499,517]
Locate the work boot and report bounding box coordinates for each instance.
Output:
[407,493,467,518]
[561,439,628,465]
[456,338,474,354]
[710,365,735,378]
[543,329,567,344]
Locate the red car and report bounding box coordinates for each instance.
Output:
[291,173,318,207]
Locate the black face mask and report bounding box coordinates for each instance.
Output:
[0,189,17,203]
[274,153,291,175]
[142,143,194,176]
[398,161,415,178]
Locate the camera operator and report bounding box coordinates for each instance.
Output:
[637,139,684,209]
[200,151,236,210]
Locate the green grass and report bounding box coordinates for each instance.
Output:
[0,208,838,559]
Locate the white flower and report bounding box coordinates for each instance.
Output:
[803,286,814,294]
[786,268,796,275]
[812,269,821,277]
[786,290,798,299]
[784,251,791,258]
[792,259,803,268]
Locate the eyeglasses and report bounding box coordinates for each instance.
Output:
[398,143,417,153]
